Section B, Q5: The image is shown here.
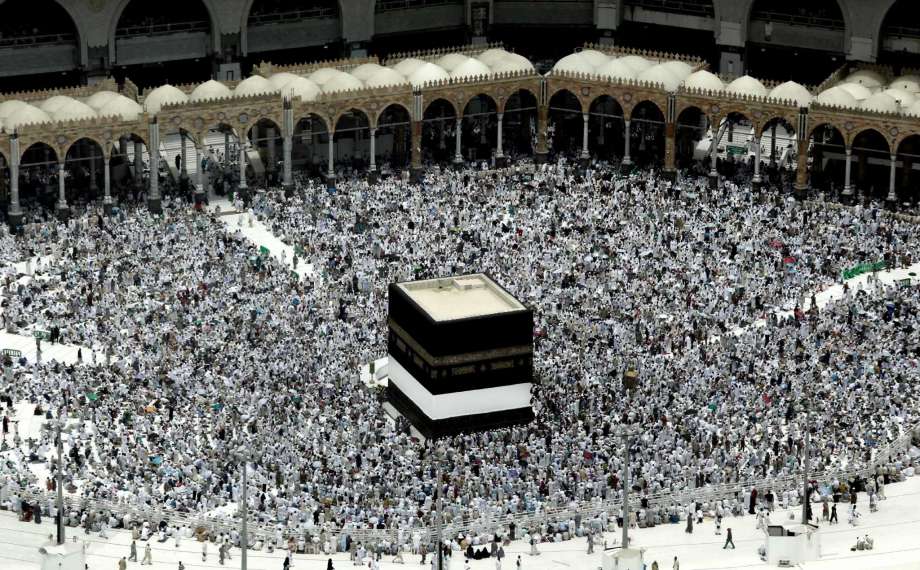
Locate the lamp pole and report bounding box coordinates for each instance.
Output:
[801,395,811,525]
[56,420,64,545]
[241,455,248,570]
[621,367,639,550]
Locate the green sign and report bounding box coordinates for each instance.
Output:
[259,246,270,256]
[33,330,50,340]
[291,271,299,280]
[726,145,746,156]
[842,261,885,280]
[2,349,21,358]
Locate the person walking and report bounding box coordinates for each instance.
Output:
[118,557,127,570]
[673,556,680,570]
[327,558,334,570]
[830,503,838,524]
[516,555,522,569]
[141,543,152,565]
[129,541,137,562]
[723,528,735,549]
[587,531,594,554]
[685,514,693,534]
[202,540,208,561]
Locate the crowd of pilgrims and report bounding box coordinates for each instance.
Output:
[0,159,919,556]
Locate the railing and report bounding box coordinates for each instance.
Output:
[625,0,714,18]
[0,32,75,48]
[375,0,463,13]
[115,20,209,39]
[885,25,920,40]
[248,6,338,25]
[751,10,845,31]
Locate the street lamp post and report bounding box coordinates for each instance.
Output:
[241,455,249,570]
[801,396,811,525]
[55,421,64,545]
[621,368,639,549]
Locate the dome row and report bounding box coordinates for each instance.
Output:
[0,91,143,130]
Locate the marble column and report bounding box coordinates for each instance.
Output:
[56,162,68,214]
[8,136,22,229]
[887,153,898,204]
[842,146,853,197]
[369,128,377,172]
[148,120,161,213]
[622,120,632,166]
[454,118,463,164]
[496,113,504,159]
[239,144,248,190]
[752,136,762,185]
[103,151,113,215]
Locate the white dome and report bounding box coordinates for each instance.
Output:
[861,92,899,113]
[99,95,143,121]
[267,73,300,91]
[349,63,384,82]
[577,49,610,68]
[726,75,768,97]
[838,82,872,101]
[190,79,232,102]
[5,104,51,130]
[883,87,915,107]
[889,75,920,93]
[845,69,885,89]
[768,81,812,107]
[53,99,97,122]
[235,75,276,97]
[39,95,78,115]
[323,72,363,93]
[476,48,511,67]
[84,91,120,111]
[437,53,472,72]
[595,59,637,81]
[408,62,450,88]
[618,55,653,74]
[491,55,534,74]
[660,60,693,81]
[391,58,427,78]
[908,100,920,116]
[638,64,681,92]
[308,68,344,86]
[683,70,724,91]
[450,58,492,80]
[815,86,858,108]
[553,53,595,75]
[365,68,408,88]
[144,84,189,114]
[0,100,30,121]
[280,77,322,102]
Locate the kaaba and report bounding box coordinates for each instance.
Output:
[387,274,535,438]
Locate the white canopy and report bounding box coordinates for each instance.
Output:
[618,55,653,74]
[907,100,920,116]
[4,104,51,130]
[143,84,189,114]
[837,82,872,101]
[768,81,812,107]
[437,53,472,72]
[450,58,492,80]
[190,79,232,102]
[408,62,450,88]
[815,86,858,108]
[279,77,322,102]
[883,87,915,107]
[726,75,768,97]
[99,95,143,121]
[84,91,121,111]
[576,49,610,68]
[366,68,408,88]
[235,75,275,97]
[595,59,637,81]
[553,53,596,75]
[491,55,534,74]
[391,58,427,78]
[39,95,79,115]
[266,73,300,92]
[661,61,693,81]
[53,99,97,122]
[683,70,723,91]
[0,100,31,121]
[323,72,363,93]
[844,69,885,89]
[476,48,511,68]
[350,63,385,82]
[861,92,899,114]
[638,64,681,92]
[889,75,920,94]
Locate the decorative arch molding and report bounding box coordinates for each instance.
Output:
[107,0,221,65]
[240,0,344,56]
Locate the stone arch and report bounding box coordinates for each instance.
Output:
[500,87,539,115]
[0,1,87,64]
[587,94,625,161]
[849,127,891,152]
[759,116,797,166]
[423,97,459,119]
[109,0,219,62]
[461,93,499,118]
[895,132,920,203]
[628,100,666,168]
[374,102,412,129]
[808,123,847,193]
[64,136,107,160]
[745,0,851,39]
[18,141,59,163]
[876,0,914,61]
[675,105,709,168]
[241,0,342,56]
[547,88,583,114]
[374,103,412,169]
[460,94,499,161]
[422,98,459,164]
[850,127,893,199]
[628,99,664,121]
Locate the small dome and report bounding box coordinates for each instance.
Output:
[845,69,885,89]
[0,100,30,121]
[190,79,232,102]
[660,61,693,81]
[837,82,872,101]
[267,73,300,92]
[726,75,768,97]
[235,75,275,97]
[450,58,492,80]
[768,81,812,107]
[596,59,637,81]
[907,100,920,116]
[683,70,724,91]
[618,55,653,74]
[553,53,595,75]
[576,49,610,68]
[861,92,899,113]
[815,86,858,108]
[308,68,345,86]
[84,91,121,111]
[366,68,408,88]
[391,58,427,78]
[883,87,915,107]
[350,63,384,82]
[280,77,322,102]
[5,104,51,130]
[408,62,450,88]
[476,48,511,67]
[638,64,681,92]
[144,84,189,114]
[323,72,363,93]
[99,95,143,121]
[889,75,920,93]
[491,55,534,74]
[53,99,97,122]
[437,53,471,72]
[39,95,79,115]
